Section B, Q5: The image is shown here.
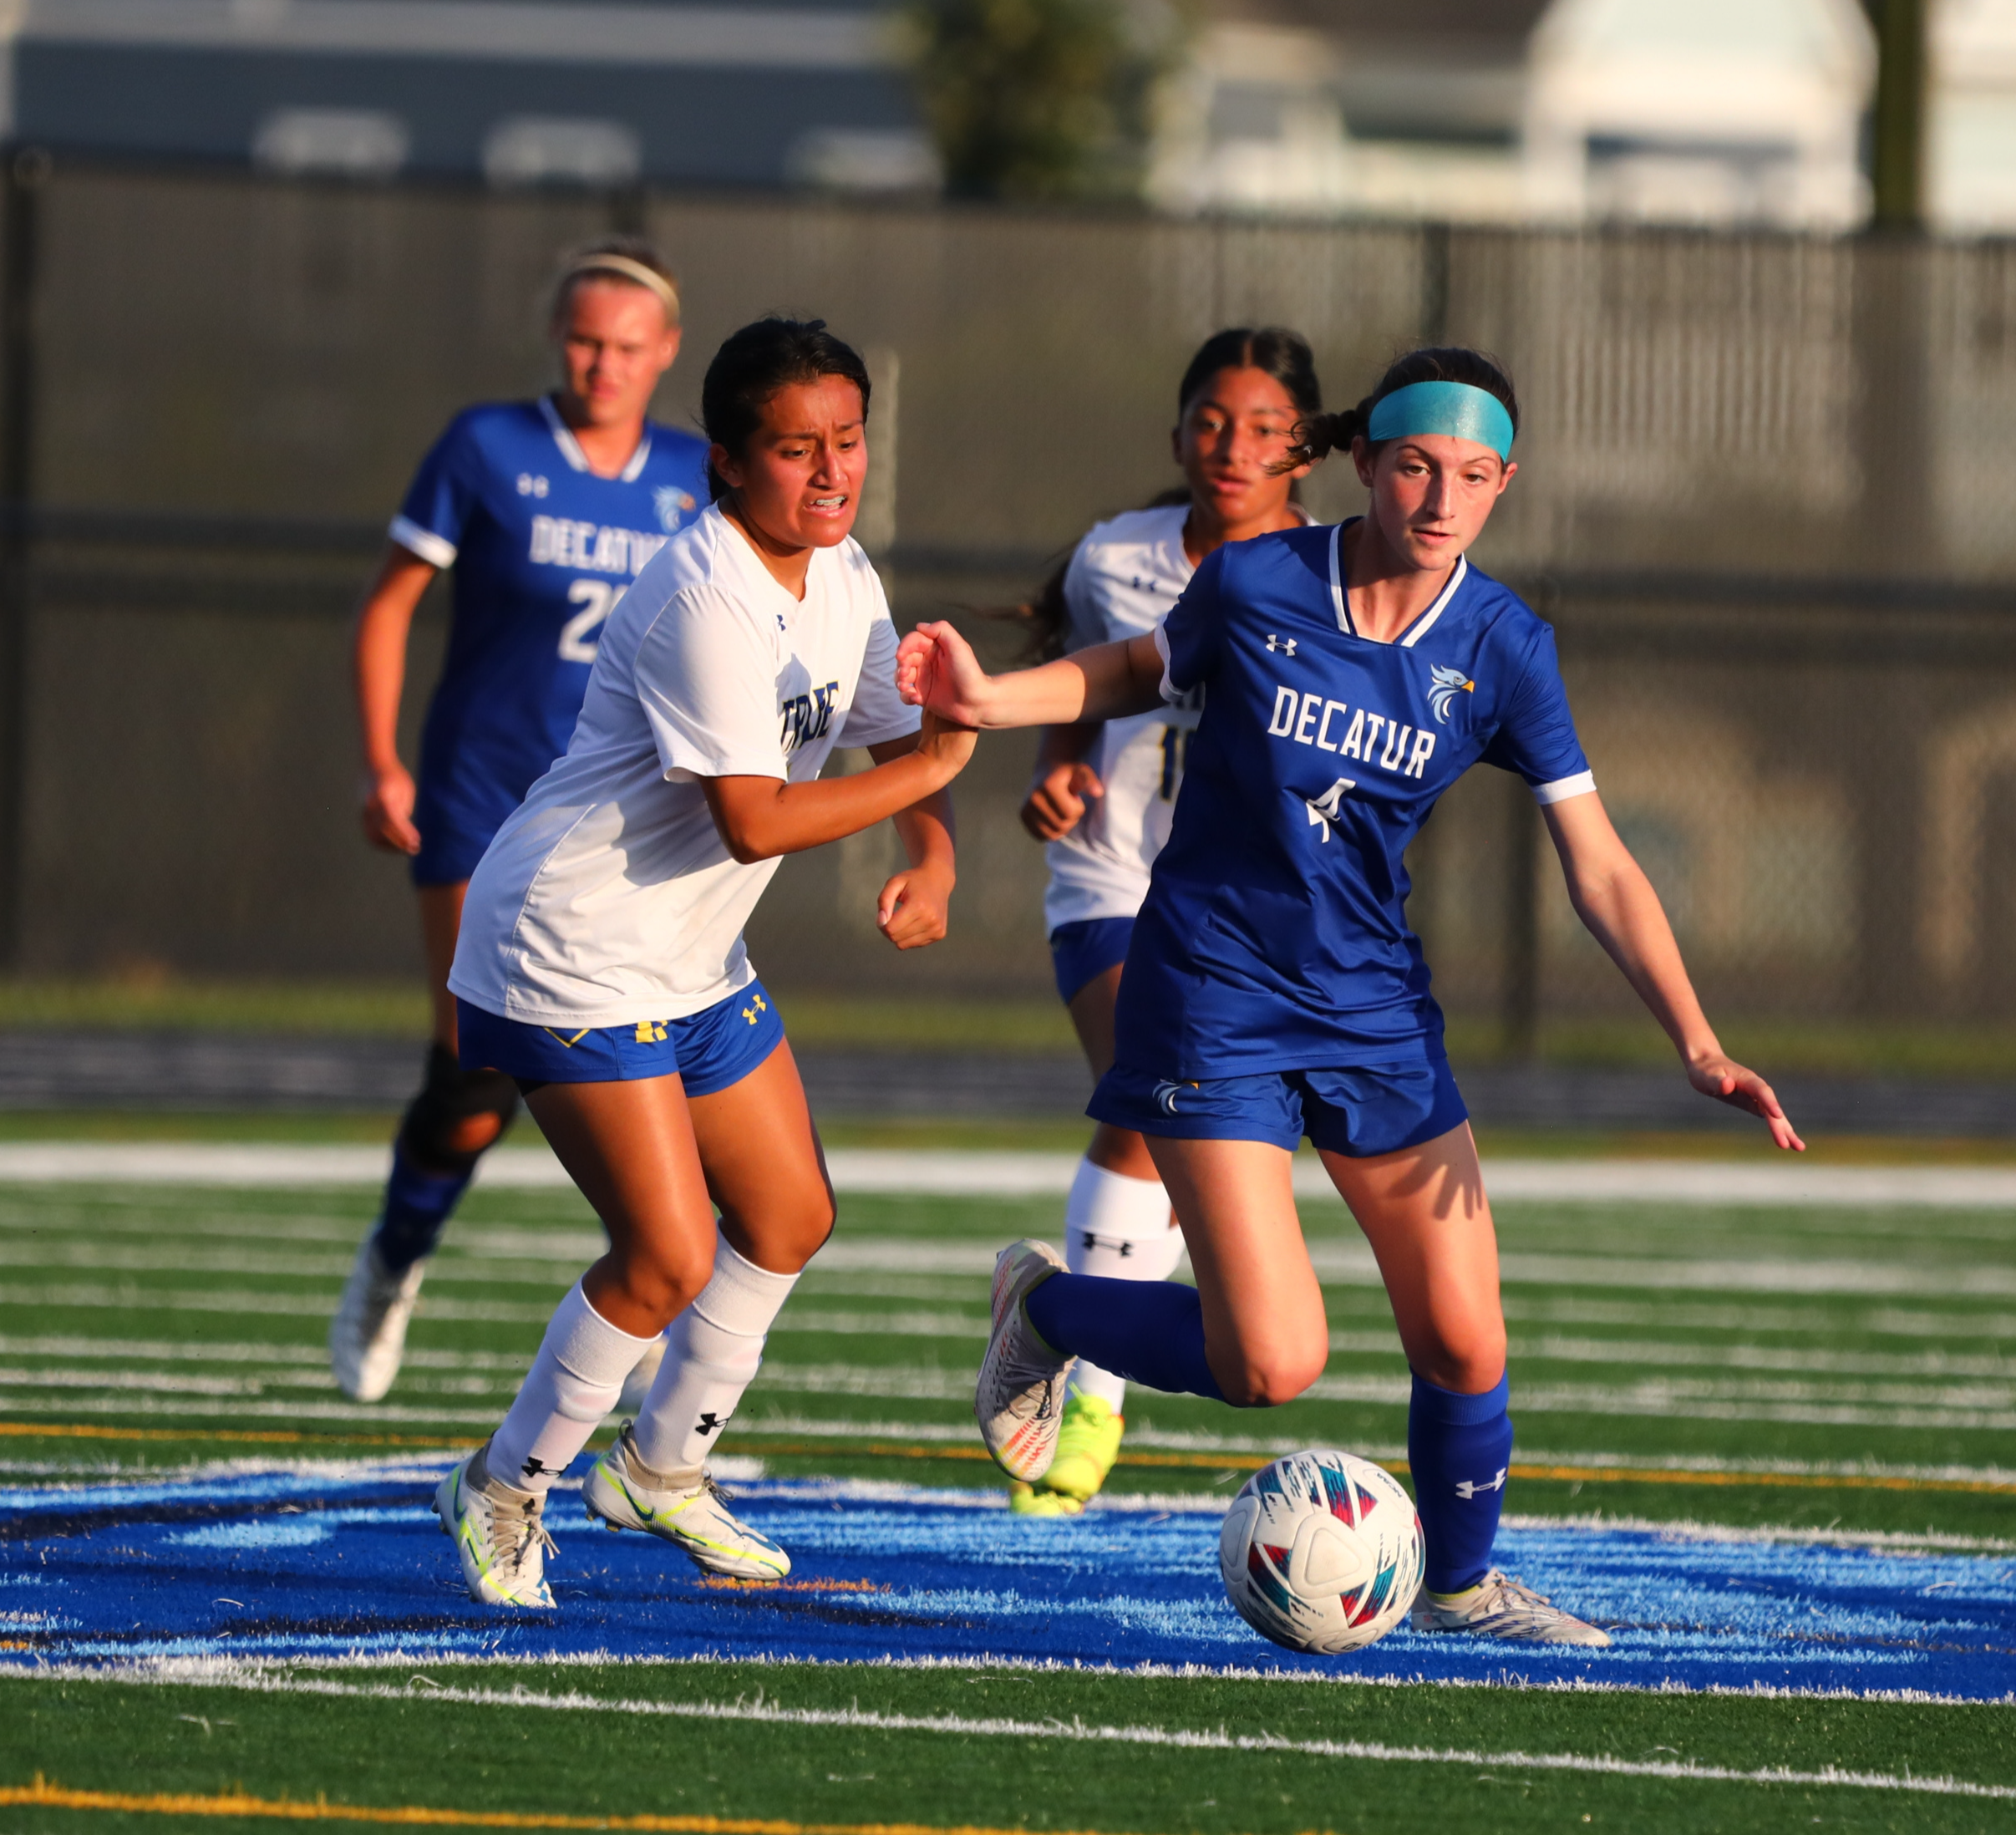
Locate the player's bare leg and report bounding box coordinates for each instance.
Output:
[1323,1124,1606,1646]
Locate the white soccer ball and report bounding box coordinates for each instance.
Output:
[1219,1449,1424,1655]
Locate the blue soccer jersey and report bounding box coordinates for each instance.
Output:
[1115,519,1592,1078]
[391,397,712,885]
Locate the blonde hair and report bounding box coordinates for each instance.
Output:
[551,237,680,326]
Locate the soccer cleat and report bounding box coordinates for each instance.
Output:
[1008,1481,1083,1517]
[328,1238,427,1402]
[976,1238,1074,1482]
[614,1332,668,1416]
[581,1422,790,1580]
[1008,1392,1125,1516]
[434,1447,557,1609]
[1410,1569,1612,1646]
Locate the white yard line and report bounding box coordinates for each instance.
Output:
[17,1669,2014,1798]
[0,1143,2013,1208]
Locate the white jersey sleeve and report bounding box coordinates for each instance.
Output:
[1042,506,1197,933]
[635,587,790,783]
[837,587,922,748]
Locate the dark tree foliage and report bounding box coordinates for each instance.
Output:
[900,0,1187,201]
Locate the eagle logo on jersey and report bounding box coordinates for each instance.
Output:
[1427,665,1474,724]
[654,485,698,534]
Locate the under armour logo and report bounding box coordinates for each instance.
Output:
[742,991,769,1025]
[1305,777,1356,841]
[694,1411,724,1437]
[1266,634,1297,656]
[521,1456,548,1477]
[1455,1467,1507,1500]
[1079,1231,1135,1257]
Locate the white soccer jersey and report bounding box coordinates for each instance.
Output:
[449,503,920,1028]
[1043,503,1302,933]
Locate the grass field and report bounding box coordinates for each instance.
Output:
[3,1152,2013,1832]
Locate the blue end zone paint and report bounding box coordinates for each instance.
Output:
[4,1461,2013,1700]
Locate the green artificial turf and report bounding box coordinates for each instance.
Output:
[6,1662,2014,1835]
[3,1172,2013,1832]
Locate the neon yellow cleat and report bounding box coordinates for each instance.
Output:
[1007,1393,1123,1515]
[1008,1480,1084,1517]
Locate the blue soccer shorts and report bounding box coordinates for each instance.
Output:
[456,981,785,1097]
[1049,916,1135,1004]
[1089,1055,1468,1159]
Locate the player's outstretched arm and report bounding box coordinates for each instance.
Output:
[353,544,439,855]
[896,621,1165,730]
[1544,790,1805,1151]
[702,712,974,866]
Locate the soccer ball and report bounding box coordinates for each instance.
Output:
[1219,1450,1424,1655]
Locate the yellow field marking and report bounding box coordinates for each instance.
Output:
[0,1777,1131,1835]
[8,1421,2014,1497]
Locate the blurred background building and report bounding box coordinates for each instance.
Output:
[2,2,2013,231]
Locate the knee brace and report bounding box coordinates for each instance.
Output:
[397,1044,519,1176]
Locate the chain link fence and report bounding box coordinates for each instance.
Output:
[3,161,2015,1038]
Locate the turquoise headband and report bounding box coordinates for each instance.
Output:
[1365,380,1515,461]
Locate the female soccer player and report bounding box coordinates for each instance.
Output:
[1010,328,1322,1517]
[332,239,710,1405]
[900,348,1802,1645]
[434,318,972,1609]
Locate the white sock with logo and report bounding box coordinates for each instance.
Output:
[486,1282,658,1497]
[631,1230,800,1474]
[1061,1156,1184,1415]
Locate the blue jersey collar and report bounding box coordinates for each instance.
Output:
[1327,520,1468,648]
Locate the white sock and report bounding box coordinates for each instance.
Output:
[1062,1156,1184,1414]
[631,1230,800,1472]
[487,1283,658,1496]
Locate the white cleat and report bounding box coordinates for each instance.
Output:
[328,1238,427,1402]
[581,1423,790,1580]
[434,1447,556,1609]
[614,1331,668,1417]
[1410,1569,1612,1646]
[976,1238,1074,1482]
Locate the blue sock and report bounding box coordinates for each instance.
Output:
[1408,1370,1514,1594]
[370,1142,473,1273]
[1023,1273,1224,1401]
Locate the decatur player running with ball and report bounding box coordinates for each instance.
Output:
[901,347,1802,1647]
[333,239,708,1406]
[1009,328,1322,1517]
[434,318,973,1608]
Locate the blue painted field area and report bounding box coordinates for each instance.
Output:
[4,1461,2012,1701]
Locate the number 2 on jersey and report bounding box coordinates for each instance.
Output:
[559,579,624,663]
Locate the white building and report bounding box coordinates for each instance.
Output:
[1522,0,1876,228]
[1930,0,2016,232]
